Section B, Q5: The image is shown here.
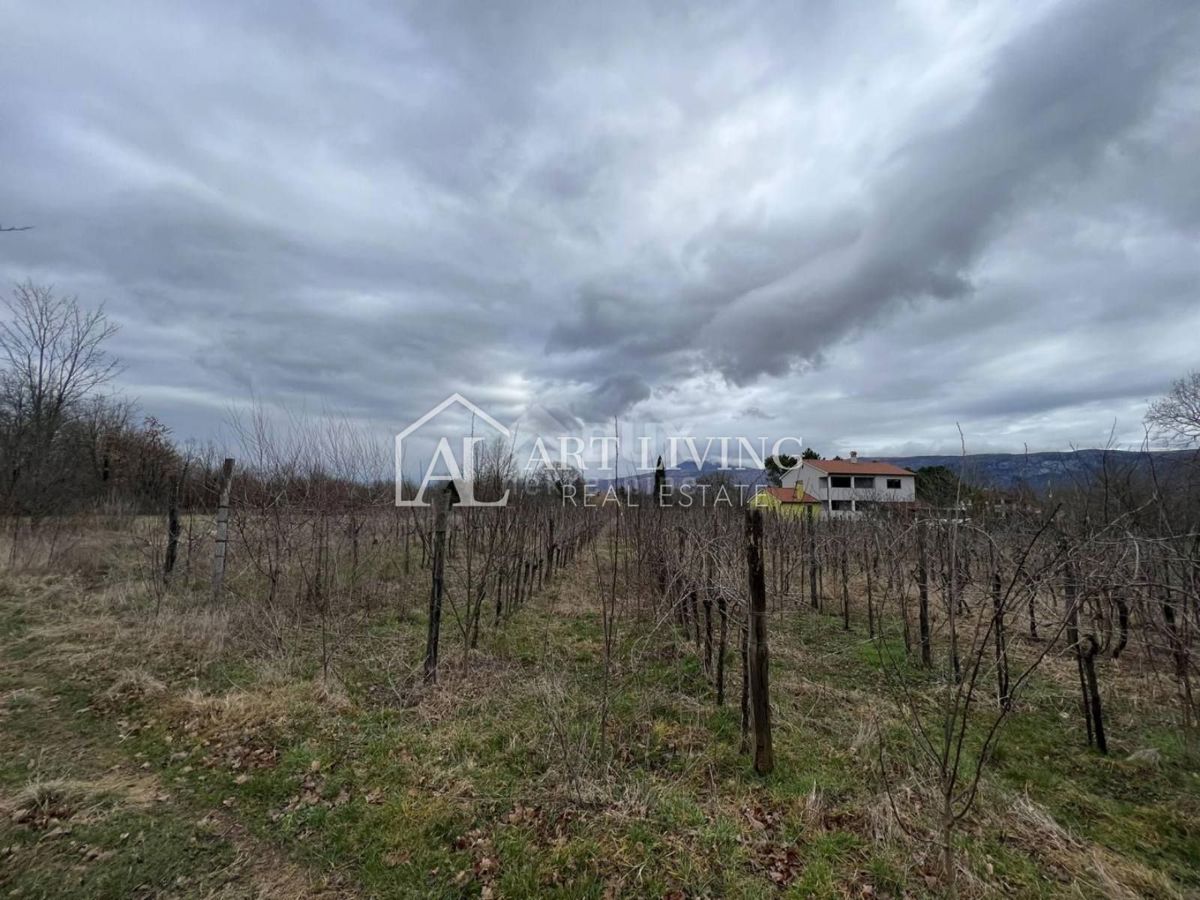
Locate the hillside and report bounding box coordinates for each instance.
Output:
[595,449,1197,495]
[880,448,1197,491]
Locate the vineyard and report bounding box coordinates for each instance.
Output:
[2,448,1198,898]
[5,1,1200,895]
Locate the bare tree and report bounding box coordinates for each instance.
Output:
[0,283,119,420]
[1146,369,1200,446]
[0,282,120,537]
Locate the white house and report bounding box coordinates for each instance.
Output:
[780,451,916,516]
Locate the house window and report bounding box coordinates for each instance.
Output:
[853,476,874,489]
[887,478,901,490]
[831,500,853,510]
[830,476,851,488]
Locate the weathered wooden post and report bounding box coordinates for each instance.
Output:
[739,621,750,754]
[917,521,932,667]
[1081,635,1108,754]
[808,516,819,611]
[424,485,453,684]
[1064,554,1100,750]
[992,568,1011,710]
[864,535,876,638]
[716,592,728,706]
[163,482,181,585]
[211,458,235,601]
[745,509,774,775]
[1070,561,1099,748]
[840,544,850,631]
[702,549,714,676]
[494,570,505,626]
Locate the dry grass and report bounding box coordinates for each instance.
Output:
[103,667,167,705]
[143,605,231,663]
[3,519,1197,898]
[7,777,93,828]
[4,770,160,830]
[1125,746,1162,767]
[1004,793,1182,899]
[0,686,41,722]
[176,684,307,737]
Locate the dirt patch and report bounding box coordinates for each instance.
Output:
[197,807,358,899]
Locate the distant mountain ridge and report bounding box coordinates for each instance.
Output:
[879,449,1196,491]
[595,449,1196,493]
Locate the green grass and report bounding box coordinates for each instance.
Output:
[1,556,1198,898]
[3,807,238,899]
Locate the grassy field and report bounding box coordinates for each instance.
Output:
[1,529,1198,898]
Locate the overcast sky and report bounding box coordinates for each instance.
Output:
[2,0,1198,463]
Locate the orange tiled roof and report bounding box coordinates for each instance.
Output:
[804,459,913,476]
[761,486,821,504]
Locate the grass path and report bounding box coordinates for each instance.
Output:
[0,574,350,898]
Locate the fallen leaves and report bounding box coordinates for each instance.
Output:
[452,826,502,896]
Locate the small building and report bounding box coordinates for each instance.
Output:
[749,485,822,518]
[780,452,916,517]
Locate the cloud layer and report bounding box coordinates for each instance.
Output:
[1,0,1197,457]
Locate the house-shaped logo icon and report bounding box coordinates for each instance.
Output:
[394,393,512,507]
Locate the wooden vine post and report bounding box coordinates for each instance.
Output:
[745,509,774,775]
[992,567,1011,710]
[1064,552,1107,753]
[917,520,932,667]
[211,458,235,601]
[163,479,181,585]
[807,516,819,610]
[424,484,454,684]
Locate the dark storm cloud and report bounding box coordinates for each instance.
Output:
[693,0,1195,384]
[0,0,1197,450]
[574,373,653,424]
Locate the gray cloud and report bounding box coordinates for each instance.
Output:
[574,374,653,424]
[0,0,1197,452]
[694,0,1197,383]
